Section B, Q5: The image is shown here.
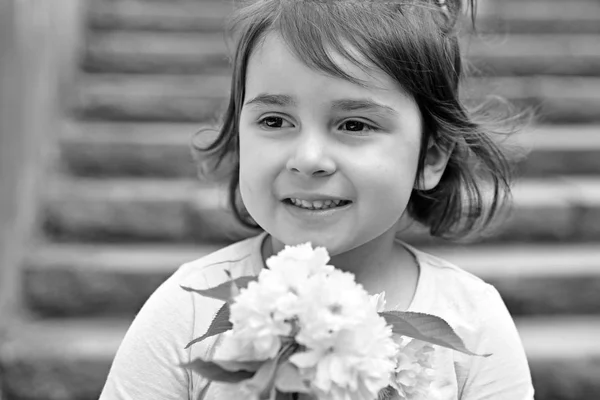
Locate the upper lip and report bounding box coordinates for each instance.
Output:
[282,193,351,202]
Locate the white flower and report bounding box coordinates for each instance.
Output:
[294,269,375,350]
[223,242,333,361]
[264,243,334,293]
[266,242,331,274]
[291,311,397,400]
[227,280,293,361]
[370,292,387,313]
[390,337,436,399]
[288,269,397,400]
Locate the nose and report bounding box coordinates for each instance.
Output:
[286,131,336,177]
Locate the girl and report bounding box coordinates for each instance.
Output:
[100,0,534,399]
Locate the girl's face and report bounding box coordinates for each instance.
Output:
[239,32,425,257]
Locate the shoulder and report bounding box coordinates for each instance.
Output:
[132,233,265,328]
[146,232,265,337]
[99,235,267,398]
[410,245,494,301]
[177,233,267,290]
[407,245,511,347]
[164,233,266,360]
[408,246,534,398]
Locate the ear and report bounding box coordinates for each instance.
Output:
[415,139,454,191]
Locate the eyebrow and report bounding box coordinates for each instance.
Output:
[244,94,399,117]
[244,94,296,108]
[331,99,398,117]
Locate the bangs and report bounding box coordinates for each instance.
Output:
[271,0,454,94]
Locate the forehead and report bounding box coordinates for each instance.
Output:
[245,32,405,102]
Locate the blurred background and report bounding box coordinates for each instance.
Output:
[1,0,600,399]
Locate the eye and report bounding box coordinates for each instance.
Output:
[339,120,377,134]
[258,116,293,129]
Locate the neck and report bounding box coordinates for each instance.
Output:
[328,229,397,283]
[261,226,413,292]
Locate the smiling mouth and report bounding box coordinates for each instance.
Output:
[283,198,352,211]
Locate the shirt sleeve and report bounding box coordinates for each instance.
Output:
[460,285,535,400]
[99,264,203,400]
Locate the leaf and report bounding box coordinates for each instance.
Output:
[380,311,490,356]
[181,275,257,302]
[180,358,255,383]
[246,357,280,399]
[213,359,263,373]
[224,269,242,298]
[274,362,310,394]
[245,342,296,400]
[185,303,233,349]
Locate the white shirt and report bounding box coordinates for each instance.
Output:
[100,232,535,399]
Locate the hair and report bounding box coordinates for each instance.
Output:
[192,0,524,241]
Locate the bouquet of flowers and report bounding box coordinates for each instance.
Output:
[181,243,484,400]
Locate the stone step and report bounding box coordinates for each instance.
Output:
[0,318,125,400]
[75,74,600,123]
[83,31,232,74]
[516,124,600,177]
[82,31,600,76]
[475,0,600,34]
[477,0,600,33]
[75,73,229,122]
[58,121,600,178]
[518,317,600,400]
[42,178,259,244]
[24,242,600,317]
[464,76,600,123]
[42,177,600,244]
[430,244,600,317]
[465,34,600,76]
[88,0,233,33]
[1,317,599,400]
[24,243,219,317]
[87,0,600,34]
[59,121,202,178]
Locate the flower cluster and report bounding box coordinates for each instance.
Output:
[218,243,398,400]
[182,242,480,400]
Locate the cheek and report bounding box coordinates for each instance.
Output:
[366,164,415,206]
[238,112,258,168]
[357,137,420,184]
[238,127,281,211]
[238,130,260,199]
[353,139,421,213]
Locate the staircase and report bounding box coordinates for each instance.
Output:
[2,0,600,399]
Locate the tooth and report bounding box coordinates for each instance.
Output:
[333,200,341,206]
[312,200,323,208]
[324,200,332,206]
[301,200,312,208]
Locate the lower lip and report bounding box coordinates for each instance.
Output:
[282,201,352,219]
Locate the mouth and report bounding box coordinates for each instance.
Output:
[283,198,353,211]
